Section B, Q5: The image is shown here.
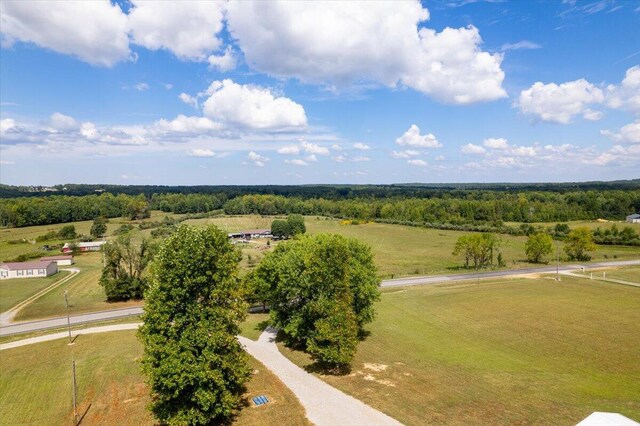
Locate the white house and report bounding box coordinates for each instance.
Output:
[626,213,640,223]
[62,241,107,253]
[0,261,58,280]
[40,255,74,266]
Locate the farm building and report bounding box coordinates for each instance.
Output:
[626,213,640,223]
[0,261,58,280]
[40,255,74,266]
[62,241,106,253]
[228,229,272,240]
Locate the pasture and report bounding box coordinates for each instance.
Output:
[278,274,640,425]
[0,330,310,426]
[14,253,142,321]
[0,271,69,312]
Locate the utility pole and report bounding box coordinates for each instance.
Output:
[71,360,79,425]
[556,240,560,281]
[64,290,73,344]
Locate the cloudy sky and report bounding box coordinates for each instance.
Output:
[1,0,639,185]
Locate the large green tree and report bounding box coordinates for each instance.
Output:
[270,219,292,239]
[452,233,502,269]
[139,225,250,425]
[90,216,108,238]
[99,233,154,301]
[564,227,597,261]
[251,233,380,368]
[525,233,554,263]
[286,214,306,235]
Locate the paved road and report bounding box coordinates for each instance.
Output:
[0,323,141,351]
[0,306,143,337]
[381,259,640,288]
[2,259,638,336]
[240,327,402,426]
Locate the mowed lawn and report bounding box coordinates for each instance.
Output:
[604,266,640,283]
[0,330,310,426]
[278,275,640,425]
[0,271,69,312]
[15,253,142,321]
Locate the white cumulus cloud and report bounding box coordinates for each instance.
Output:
[353,142,371,150]
[0,0,130,67]
[226,1,506,104]
[285,158,309,166]
[128,0,225,61]
[461,143,486,155]
[247,151,269,167]
[277,145,300,155]
[517,79,604,124]
[601,120,640,144]
[202,79,307,131]
[208,47,237,72]
[300,140,329,155]
[395,124,441,148]
[483,137,509,150]
[408,159,428,167]
[391,149,421,159]
[187,149,216,157]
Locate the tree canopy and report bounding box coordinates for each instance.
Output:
[250,233,380,368]
[525,233,554,263]
[139,225,250,425]
[90,216,108,238]
[564,227,597,261]
[99,233,154,301]
[452,233,502,269]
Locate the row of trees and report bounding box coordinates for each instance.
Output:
[454,226,600,267]
[136,225,380,424]
[2,189,639,228]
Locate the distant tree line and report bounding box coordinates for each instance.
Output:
[1,189,639,236]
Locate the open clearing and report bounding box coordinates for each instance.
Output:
[14,253,142,321]
[604,266,640,283]
[0,271,69,312]
[177,215,640,278]
[2,215,638,321]
[278,274,640,425]
[0,330,310,426]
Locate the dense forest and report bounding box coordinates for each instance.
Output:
[0,184,639,230]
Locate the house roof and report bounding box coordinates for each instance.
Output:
[576,412,639,426]
[0,260,54,271]
[627,213,640,219]
[242,229,271,234]
[40,255,74,261]
[62,241,107,249]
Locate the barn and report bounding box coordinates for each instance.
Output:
[626,213,640,223]
[0,261,58,280]
[62,241,107,253]
[40,255,75,266]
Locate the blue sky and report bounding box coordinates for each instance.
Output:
[1,0,639,185]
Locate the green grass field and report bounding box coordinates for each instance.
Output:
[0,330,310,425]
[240,313,270,340]
[2,215,638,321]
[506,220,640,232]
[278,275,640,425]
[604,266,640,283]
[0,211,181,261]
[0,271,69,312]
[14,253,142,321]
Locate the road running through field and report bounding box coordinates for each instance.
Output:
[2,259,638,336]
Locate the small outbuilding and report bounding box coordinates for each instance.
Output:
[228,229,272,240]
[62,241,107,253]
[40,255,75,266]
[626,213,640,223]
[0,260,58,280]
